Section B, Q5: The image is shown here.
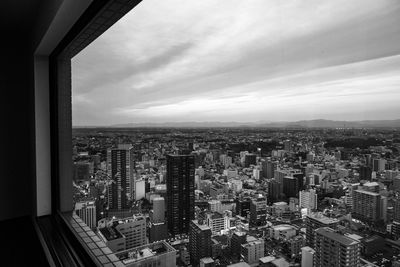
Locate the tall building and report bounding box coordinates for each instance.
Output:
[372,158,386,172]
[112,215,147,250]
[305,213,339,248]
[352,189,383,223]
[241,238,265,265]
[267,179,282,203]
[314,227,360,267]
[74,200,96,229]
[231,231,247,261]
[359,165,372,180]
[107,145,135,211]
[244,154,257,167]
[301,246,315,267]
[262,160,277,179]
[205,212,225,235]
[250,196,267,226]
[151,197,165,223]
[189,220,212,266]
[299,189,318,211]
[394,198,400,222]
[283,176,297,198]
[236,198,251,217]
[166,154,195,236]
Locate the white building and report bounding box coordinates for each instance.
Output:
[299,189,318,211]
[301,246,315,267]
[241,238,265,265]
[269,224,297,240]
[135,179,146,200]
[113,215,147,250]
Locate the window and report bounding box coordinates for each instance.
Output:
[49,0,400,266]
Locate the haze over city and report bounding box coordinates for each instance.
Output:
[72,0,400,126]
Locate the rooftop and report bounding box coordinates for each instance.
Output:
[307,212,339,224]
[354,189,380,196]
[259,256,276,263]
[315,227,360,246]
[99,227,124,241]
[115,241,175,264]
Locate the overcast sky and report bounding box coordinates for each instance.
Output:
[72,0,400,126]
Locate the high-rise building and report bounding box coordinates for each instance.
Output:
[205,212,225,235]
[283,176,297,198]
[166,154,195,236]
[352,189,383,223]
[189,220,212,266]
[241,238,265,265]
[359,165,372,180]
[305,213,339,248]
[112,215,147,250]
[250,196,267,226]
[236,198,251,217]
[151,197,165,223]
[231,231,247,261]
[267,179,282,203]
[74,200,96,229]
[314,227,360,267]
[244,154,257,167]
[107,145,135,211]
[264,160,277,179]
[372,158,386,172]
[301,246,315,267]
[299,189,318,211]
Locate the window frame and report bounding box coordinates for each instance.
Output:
[41,0,143,265]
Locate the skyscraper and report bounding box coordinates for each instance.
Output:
[166,154,195,236]
[314,227,360,267]
[107,145,135,211]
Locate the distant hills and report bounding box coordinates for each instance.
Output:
[103,119,400,128]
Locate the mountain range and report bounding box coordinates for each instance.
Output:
[105,119,400,128]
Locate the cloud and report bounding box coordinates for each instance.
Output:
[72,0,400,126]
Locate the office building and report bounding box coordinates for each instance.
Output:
[241,238,265,265]
[305,213,339,248]
[166,154,195,236]
[372,158,386,172]
[231,231,247,261]
[244,154,257,167]
[150,197,165,223]
[98,226,126,253]
[283,176,297,198]
[115,241,177,267]
[250,196,267,226]
[74,200,96,229]
[113,215,147,250]
[189,220,212,266]
[314,227,360,267]
[236,198,251,217]
[205,212,225,235]
[299,189,318,211]
[107,146,135,211]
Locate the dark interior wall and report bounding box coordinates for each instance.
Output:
[0,0,63,221]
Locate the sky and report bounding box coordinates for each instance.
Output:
[72,0,400,126]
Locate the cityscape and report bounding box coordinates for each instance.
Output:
[69,1,400,266]
[72,125,400,267]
